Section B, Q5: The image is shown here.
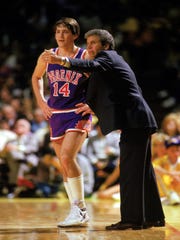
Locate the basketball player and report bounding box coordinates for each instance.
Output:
[31,17,92,227]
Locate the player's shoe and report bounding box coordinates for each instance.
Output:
[57,204,89,227]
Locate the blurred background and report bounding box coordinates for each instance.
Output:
[0,0,180,124]
[0,0,180,200]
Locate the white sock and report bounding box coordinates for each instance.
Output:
[67,174,86,209]
[64,181,73,204]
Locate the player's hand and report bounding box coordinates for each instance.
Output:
[38,100,53,120]
[75,103,94,116]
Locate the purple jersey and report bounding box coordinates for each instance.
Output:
[46,47,92,141]
[46,47,88,110]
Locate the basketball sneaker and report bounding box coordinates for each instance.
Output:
[57,204,89,227]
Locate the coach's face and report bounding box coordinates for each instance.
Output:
[86,35,109,59]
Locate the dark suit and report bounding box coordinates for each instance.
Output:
[69,50,165,224]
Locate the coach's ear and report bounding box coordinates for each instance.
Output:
[103,43,110,50]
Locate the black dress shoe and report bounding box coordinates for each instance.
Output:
[143,220,165,229]
[153,220,165,227]
[106,221,143,230]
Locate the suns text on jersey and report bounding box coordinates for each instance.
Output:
[47,69,82,85]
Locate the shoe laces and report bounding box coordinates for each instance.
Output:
[64,205,83,222]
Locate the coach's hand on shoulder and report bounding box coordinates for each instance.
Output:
[75,103,94,116]
[41,50,70,67]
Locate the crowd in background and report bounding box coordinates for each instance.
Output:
[0,0,180,124]
[0,107,180,206]
[0,0,180,203]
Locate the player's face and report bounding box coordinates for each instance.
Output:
[86,35,106,59]
[55,24,77,48]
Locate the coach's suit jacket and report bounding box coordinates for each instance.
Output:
[69,50,165,223]
[69,50,158,135]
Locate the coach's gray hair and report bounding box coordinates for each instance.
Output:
[84,29,115,50]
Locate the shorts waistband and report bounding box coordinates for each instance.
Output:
[52,108,76,114]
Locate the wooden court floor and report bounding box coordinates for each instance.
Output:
[0,197,180,240]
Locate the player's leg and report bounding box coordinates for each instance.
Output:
[53,131,89,226]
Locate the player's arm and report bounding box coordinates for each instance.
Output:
[31,53,52,120]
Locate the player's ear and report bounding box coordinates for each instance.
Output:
[73,34,79,41]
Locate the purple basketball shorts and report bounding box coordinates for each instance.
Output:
[49,109,92,142]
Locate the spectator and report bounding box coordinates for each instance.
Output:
[153,135,180,205]
[93,159,120,200]
[1,104,18,129]
[31,107,48,133]
[160,112,180,137]
[86,123,120,191]
[77,152,95,197]
[0,119,16,195]
[1,118,40,196]
[151,132,169,161]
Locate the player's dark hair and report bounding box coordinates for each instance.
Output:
[84,29,115,50]
[54,17,80,37]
